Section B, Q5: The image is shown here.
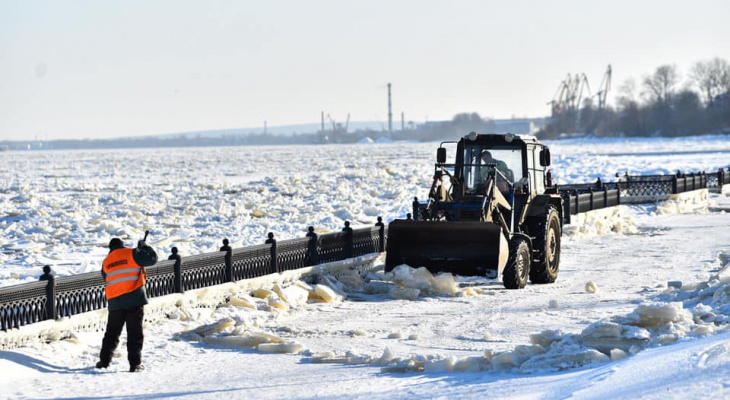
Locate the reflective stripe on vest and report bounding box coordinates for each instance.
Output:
[103,248,146,300]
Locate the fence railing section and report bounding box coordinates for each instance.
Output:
[558,170,718,224]
[0,219,387,331]
[708,167,730,190]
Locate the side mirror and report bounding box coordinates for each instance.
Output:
[539,148,551,167]
[437,147,447,164]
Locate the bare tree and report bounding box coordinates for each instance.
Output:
[643,64,680,103]
[616,78,637,109]
[690,57,730,104]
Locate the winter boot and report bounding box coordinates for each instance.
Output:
[130,364,145,372]
[96,361,109,369]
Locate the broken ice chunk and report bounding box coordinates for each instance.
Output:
[257,341,306,354]
[227,296,257,309]
[579,321,650,353]
[424,356,457,372]
[610,348,628,360]
[491,345,545,371]
[635,302,693,327]
[253,288,275,299]
[314,284,340,302]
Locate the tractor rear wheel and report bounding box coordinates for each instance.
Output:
[529,205,561,284]
[503,237,530,289]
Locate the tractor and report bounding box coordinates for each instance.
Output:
[385,132,563,289]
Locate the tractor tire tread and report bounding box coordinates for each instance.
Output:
[503,237,530,289]
[529,205,561,284]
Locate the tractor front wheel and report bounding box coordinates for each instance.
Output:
[503,237,530,289]
[530,206,561,284]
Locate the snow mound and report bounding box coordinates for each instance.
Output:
[654,189,709,215]
[564,206,638,237]
[519,339,610,373]
[383,265,459,298]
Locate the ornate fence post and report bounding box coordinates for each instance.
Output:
[220,239,233,282]
[306,226,318,266]
[169,247,183,293]
[44,274,56,321]
[720,168,725,191]
[343,221,354,259]
[672,173,679,194]
[266,232,278,274]
[376,217,385,253]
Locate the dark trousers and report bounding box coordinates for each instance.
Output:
[100,306,144,367]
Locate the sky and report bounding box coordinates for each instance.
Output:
[1,0,729,141]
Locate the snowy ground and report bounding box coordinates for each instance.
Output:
[1,134,730,399]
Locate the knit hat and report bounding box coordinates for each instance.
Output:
[108,238,124,250]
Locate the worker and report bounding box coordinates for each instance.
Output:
[479,150,514,193]
[96,237,157,372]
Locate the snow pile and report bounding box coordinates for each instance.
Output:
[653,189,709,215]
[307,338,611,374]
[167,272,366,355]
[381,265,461,298]
[661,251,730,326]
[563,206,638,237]
[176,317,306,355]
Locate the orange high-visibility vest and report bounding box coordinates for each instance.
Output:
[103,248,146,300]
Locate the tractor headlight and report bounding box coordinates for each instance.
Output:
[468,131,478,141]
[504,133,515,143]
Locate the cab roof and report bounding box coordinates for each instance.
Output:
[461,133,541,145]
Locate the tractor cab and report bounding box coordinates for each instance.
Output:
[426,133,552,230]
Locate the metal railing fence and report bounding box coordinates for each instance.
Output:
[1,219,386,331]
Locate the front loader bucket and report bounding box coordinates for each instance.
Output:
[385,219,508,276]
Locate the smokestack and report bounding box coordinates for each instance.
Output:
[387,83,392,134]
[321,111,325,132]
